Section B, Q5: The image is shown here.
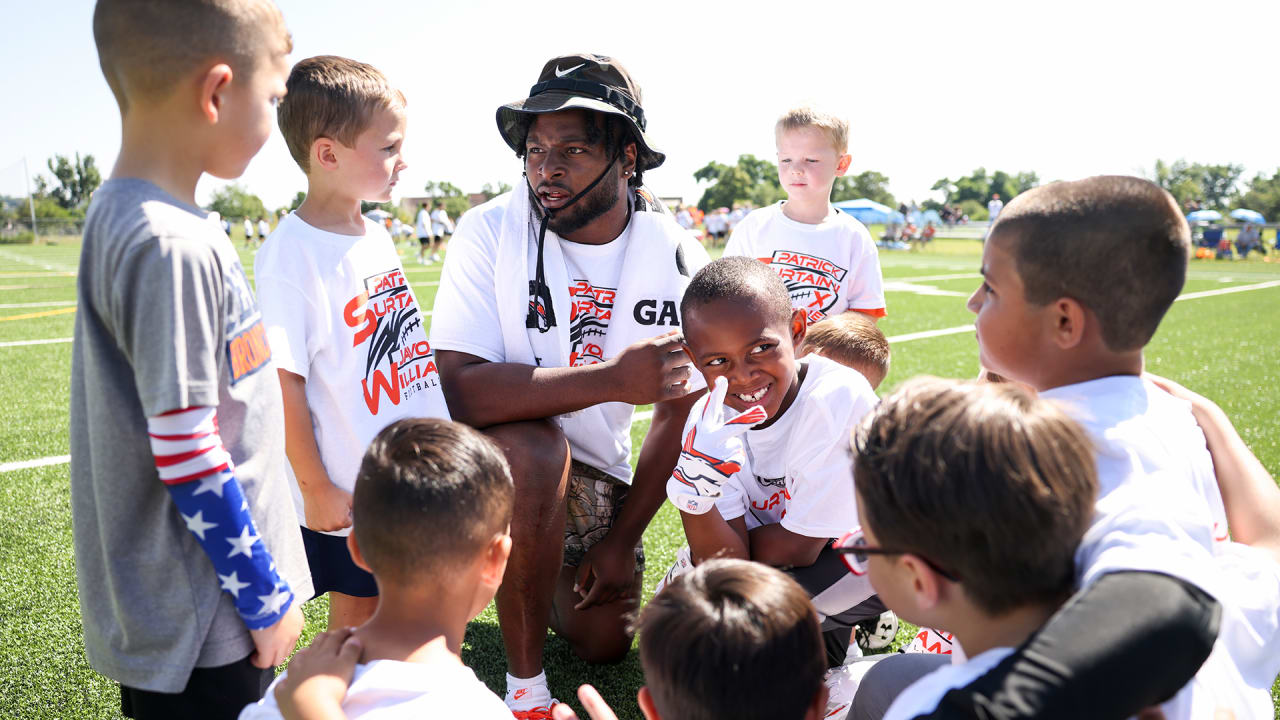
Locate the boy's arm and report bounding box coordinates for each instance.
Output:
[574,391,703,609]
[271,628,362,720]
[148,407,303,667]
[278,370,350,532]
[1147,373,1280,556]
[919,571,1218,719]
[683,509,750,564]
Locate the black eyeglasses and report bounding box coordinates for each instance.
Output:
[834,526,960,583]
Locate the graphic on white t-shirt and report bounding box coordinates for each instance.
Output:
[567,279,615,367]
[757,249,848,323]
[344,267,440,413]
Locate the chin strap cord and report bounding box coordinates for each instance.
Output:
[523,150,624,332]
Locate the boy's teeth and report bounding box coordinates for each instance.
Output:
[734,386,768,403]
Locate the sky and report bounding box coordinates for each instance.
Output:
[3,0,1278,211]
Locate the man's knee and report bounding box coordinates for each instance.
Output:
[483,420,569,490]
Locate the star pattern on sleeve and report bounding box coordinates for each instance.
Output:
[219,571,252,598]
[226,525,260,559]
[181,510,219,541]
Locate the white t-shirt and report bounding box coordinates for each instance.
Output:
[705,212,727,234]
[1040,376,1229,588]
[258,219,270,236]
[415,208,431,237]
[431,208,453,236]
[243,217,254,237]
[675,209,693,229]
[987,198,1004,220]
[430,198,702,482]
[725,202,886,324]
[883,541,1280,720]
[714,355,877,538]
[562,232,628,367]
[240,659,512,719]
[255,213,451,536]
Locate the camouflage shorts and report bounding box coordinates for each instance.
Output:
[562,460,645,573]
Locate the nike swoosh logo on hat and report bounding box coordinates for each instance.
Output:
[555,63,585,77]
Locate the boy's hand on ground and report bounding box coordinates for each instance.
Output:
[551,684,619,720]
[667,377,765,515]
[275,627,362,720]
[301,481,353,532]
[574,535,638,610]
[249,604,304,669]
[608,331,693,405]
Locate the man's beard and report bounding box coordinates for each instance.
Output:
[531,164,625,237]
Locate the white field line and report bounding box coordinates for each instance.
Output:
[0,337,73,348]
[0,301,77,309]
[5,278,1280,474]
[0,247,78,273]
[885,272,981,283]
[0,455,71,473]
[0,271,76,278]
[1174,280,1280,301]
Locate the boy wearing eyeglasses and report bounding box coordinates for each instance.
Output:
[845,377,1280,720]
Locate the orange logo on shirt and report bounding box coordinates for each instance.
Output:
[761,250,848,324]
[227,321,271,385]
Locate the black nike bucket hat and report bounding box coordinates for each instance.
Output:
[496,53,666,172]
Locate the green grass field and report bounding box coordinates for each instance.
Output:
[2,234,1278,718]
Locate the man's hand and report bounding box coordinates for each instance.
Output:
[573,534,638,610]
[551,684,620,720]
[666,376,766,515]
[301,480,353,532]
[274,627,362,720]
[607,331,694,405]
[248,603,304,669]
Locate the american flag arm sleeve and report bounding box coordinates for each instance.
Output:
[148,407,294,630]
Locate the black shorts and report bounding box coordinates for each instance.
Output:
[785,540,885,630]
[417,235,433,246]
[120,654,271,720]
[301,526,378,598]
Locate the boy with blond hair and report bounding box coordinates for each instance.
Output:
[73,1,311,717]
[798,310,890,389]
[725,106,885,324]
[241,418,516,719]
[255,55,450,631]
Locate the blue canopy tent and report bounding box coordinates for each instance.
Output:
[1186,209,1222,223]
[834,198,897,225]
[1229,208,1265,224]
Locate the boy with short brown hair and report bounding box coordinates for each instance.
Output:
[241,418,516,719]
[256,55,451,631]
[799,310,890,389]
[74,1,310,717]
[725,105,885,324]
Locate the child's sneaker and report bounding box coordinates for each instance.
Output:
[505,673,558,719]
[854,610,899,652]
[652,545,694,596]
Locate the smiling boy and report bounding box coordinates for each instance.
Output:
[725,106,885,324]
[255,55,451,633]
[665,257,883,679]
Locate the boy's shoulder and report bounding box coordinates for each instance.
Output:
[85,179,228,271]
[245,659,511,720]
[883,648,1014,720]
[796,355,877,414]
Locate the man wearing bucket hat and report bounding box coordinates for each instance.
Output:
[430,53,710,717]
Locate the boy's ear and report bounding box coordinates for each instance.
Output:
[835,153,853,177]
[637,686,662,720]
[1049,297,1088,350]
[312,137,340,172]
[901,554,945,610]
[199,63,234,124]
[790,309,807,348]
[622,141,638,179]
[346,532,371,573]
[481,531,513,587]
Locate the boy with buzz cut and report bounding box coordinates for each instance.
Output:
[854,176,1241,718]
[663,256,884,679]
[256,55,450,632]
[73,1,311,717]
[725,106,885,324]
[798,310,890,389]
[240,417,516,719]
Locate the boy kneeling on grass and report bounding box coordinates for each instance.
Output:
[240,418,515,719]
